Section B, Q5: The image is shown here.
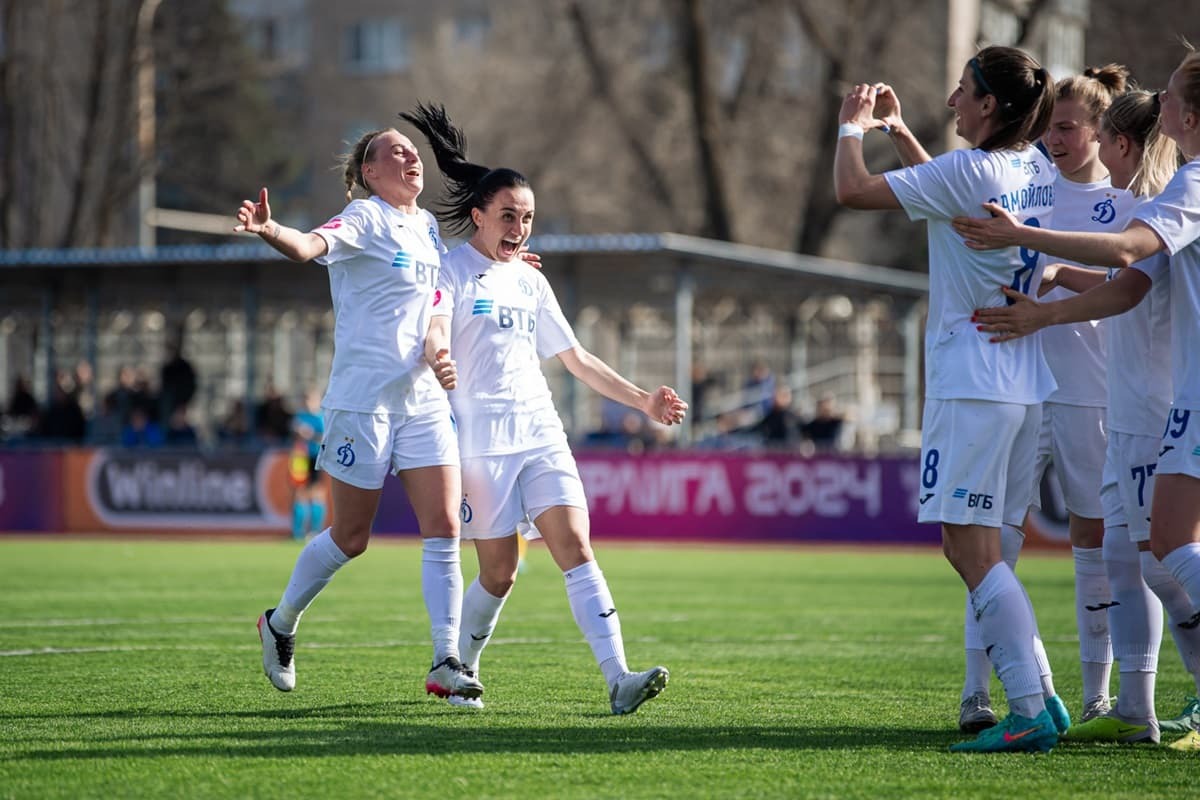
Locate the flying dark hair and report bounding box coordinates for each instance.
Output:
[969,46,1055,152]
[399,102,529,235]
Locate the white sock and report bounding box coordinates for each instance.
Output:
[1001,523,1025,569]
[963,594,991,700]
[1162,543,1200,622]
[1142,550,1200,689]
[1011,576,1057,698]
[272,528,349,635]
[422,537,463,664]
[563,560,628,688]
[458,577,508,672]
[971,563,1045,716]
[1003,522,1056,697]
[1116,671,1156,720]
[1104,528,1162,675]
[1074,545,1113,702]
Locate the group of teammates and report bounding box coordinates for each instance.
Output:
[837,45,1200,752]
[237,105,684,714]
[234,41,1200,747]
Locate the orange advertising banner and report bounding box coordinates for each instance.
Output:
[61,448,300,534]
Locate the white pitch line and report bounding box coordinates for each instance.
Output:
[0,633,962,658]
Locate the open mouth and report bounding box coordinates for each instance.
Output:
[497,238,521,259]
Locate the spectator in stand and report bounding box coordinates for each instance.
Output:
[255,380,293,443]
[159,338,197,419]
[72,360,96,419]
[694,411,758,451]
[217,399,253,448]
[121,407,164,448]
[164,405,199,447]
[105,365,139,428]
[88,393,123,445]
[690,362,720,424]
[4,375,39,438]
[131,367,158,422]
[38,370,87,442]
[802,394,846,453]
[753,385,801,449]
[743,360,776,416]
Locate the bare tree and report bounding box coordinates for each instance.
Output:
[0,0,294,249]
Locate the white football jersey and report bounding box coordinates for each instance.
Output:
[1136,159,1200,410]
[1106,196,1171,437]
[311,196,448,415]
[1039,175,1132,406]
[885,146,1056,404]
[433,243,579,457]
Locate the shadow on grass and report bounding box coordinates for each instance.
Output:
[1,703,958,759]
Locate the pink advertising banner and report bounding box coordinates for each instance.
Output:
[371,451,939,544]
[570,452,937,544]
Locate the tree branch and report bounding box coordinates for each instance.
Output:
[566,0,681,226]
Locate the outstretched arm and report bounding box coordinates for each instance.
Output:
[973,268,1152,343]
[951,203,1165,268]
[234,187,328,263]
[1042,263,1108,295]
[556,346,687,426]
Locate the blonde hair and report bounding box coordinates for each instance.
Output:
[1178,50,1200,113]
[340,129,390,201]
[1056,64,1130,124]
[1103,90,1182,196]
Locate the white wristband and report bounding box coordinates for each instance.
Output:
[838,122,864,141]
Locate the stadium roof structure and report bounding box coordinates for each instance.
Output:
[0,234,928,445]
[0,233,929,295]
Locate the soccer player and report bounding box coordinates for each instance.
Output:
[835,46,1067,752]
[235,128,482,702]
[990,65,1133,728]
[402,103,687,715]
[973,88,1200,745]
[953,49,1200,751]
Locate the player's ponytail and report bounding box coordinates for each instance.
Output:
[400,102,530,235]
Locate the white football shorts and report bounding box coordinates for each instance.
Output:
[917,398,1040,528]
[459,445,588,540]
[1157,407,1200,480]
[1100,430,1161,542]
[1031,401,1107,518]
[316,408,460,490]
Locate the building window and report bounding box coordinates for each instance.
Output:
[454,14,490,50]
[980,1,1020,46]
[344,19,410,75]
[231,0,309,70]
[1043,15,1084,79]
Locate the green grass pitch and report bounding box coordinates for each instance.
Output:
[0,538,1196,799]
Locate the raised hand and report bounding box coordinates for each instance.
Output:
[872,83,903,130]
[971,288,1051,342]
[838,83,882,130]
[430,348,457,391]
[234,187,273,235]
[646,386,688,426]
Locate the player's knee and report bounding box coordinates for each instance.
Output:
[1149,536,1174,563]
[420,510,460,539]
[333,526,370,558]
[480,566,517,597]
